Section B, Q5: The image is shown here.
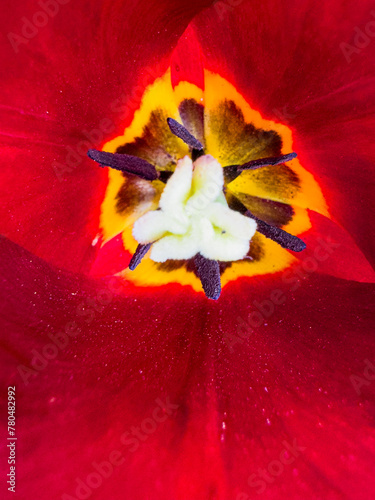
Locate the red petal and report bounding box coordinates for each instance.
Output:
[193,1,375,265]
[2,237,375,499]
[0,0,215,271]
[170,25,205,90]
[194,1,374,113]
[294,115,375,269]
[90,234,132,277]
[298,210,375,283]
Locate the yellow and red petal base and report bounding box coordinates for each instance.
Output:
[98,69,329,294]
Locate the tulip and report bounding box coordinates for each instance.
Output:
[1,1,375,499]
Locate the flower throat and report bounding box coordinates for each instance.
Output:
[88,115,305,299]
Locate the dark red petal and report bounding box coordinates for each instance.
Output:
[193,1,374,114]
[218,272,375,499]
[2,238,375,499]
[193,1,375,265]
[0,0,215,272]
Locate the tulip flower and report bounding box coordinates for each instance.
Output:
[1,0,375,499]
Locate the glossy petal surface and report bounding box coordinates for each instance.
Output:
[1,238,375,499]
[1,1,375,499]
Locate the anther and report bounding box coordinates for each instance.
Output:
[223,152,297,183]
[245,211,306,252]
[129,243,153,270]
[237,152,297,171]
[87,149,158,181]
[194,254,222,300]
[167,118,204,151]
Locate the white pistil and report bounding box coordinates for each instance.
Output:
[132,155,257,262]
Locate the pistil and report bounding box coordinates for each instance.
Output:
[87,116,307,300]
[132,155,257,265]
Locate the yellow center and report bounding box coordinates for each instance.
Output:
[98,69,328,293]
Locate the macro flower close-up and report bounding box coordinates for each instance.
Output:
[1,0,375,499]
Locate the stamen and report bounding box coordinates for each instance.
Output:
[245,211,306,252]
[223,153,297,183]
[194,254,222,300]
[167,118,204,151]
[128,243,152,270]
[87,149,158,181]
[237,152,297,171]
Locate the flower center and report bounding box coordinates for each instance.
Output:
[87,70,328,300]
[132,154,257,263]
[88,116,304,300]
